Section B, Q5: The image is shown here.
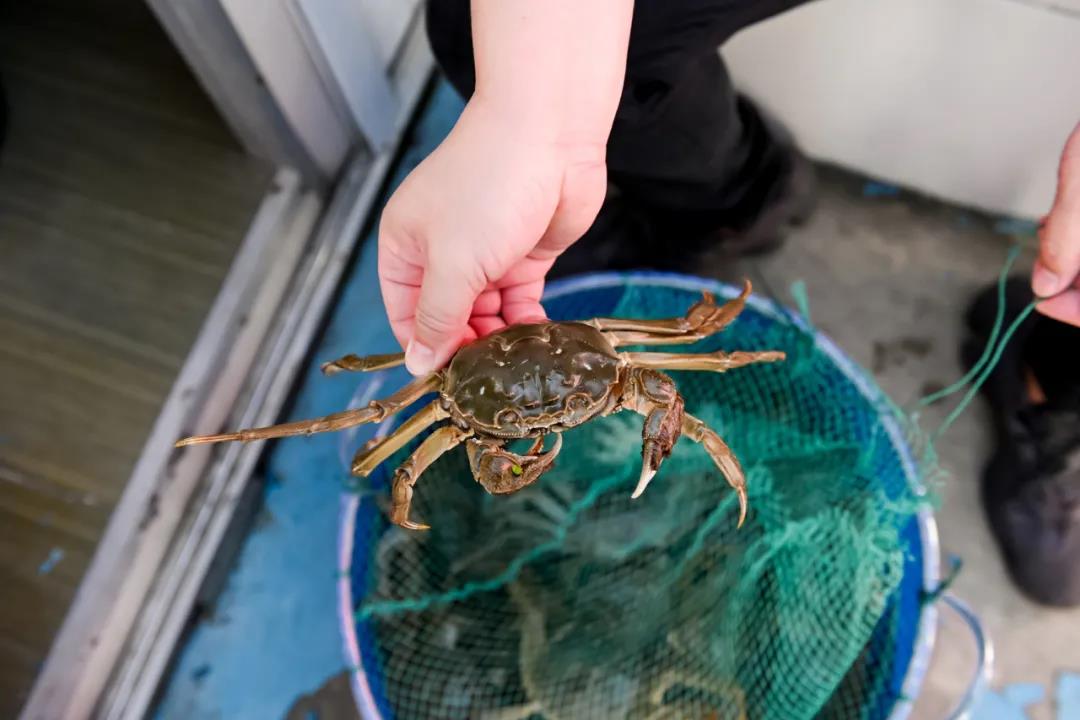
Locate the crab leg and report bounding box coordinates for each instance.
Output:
[175,373,440,447]
[680,412,748,528]
[321,351,405,375]
[605,330,714,347]
[350,401,450,476]
[619,368,685,500]
[588,279,751,338]
[389,425,472,530]
[621,350,785,372]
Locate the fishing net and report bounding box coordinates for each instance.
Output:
[342,274,946,720]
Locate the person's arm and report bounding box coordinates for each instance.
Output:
[378,0,634,375]
[1033,121,1080,326]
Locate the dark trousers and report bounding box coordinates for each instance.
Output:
[424,0,815,231]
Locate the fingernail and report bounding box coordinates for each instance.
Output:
[405,340,435,375]
[1033,265,1061,298]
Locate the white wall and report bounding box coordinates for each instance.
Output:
[724,0,1080,219]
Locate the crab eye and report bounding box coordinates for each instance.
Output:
[510,464,523,476]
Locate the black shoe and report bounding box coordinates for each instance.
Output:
[962,277,1080,607]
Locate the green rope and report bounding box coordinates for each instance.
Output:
[922,244,1070,443]
[790,280,813,326]
[930,299,1039,442]
[920,554,963,606]
[918,245,1020,408]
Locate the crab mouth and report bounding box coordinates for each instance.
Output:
[499,433,564,469]
[466,433,565,495]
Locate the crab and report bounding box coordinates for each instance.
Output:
[176,280,784,530]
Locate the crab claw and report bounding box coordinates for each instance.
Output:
[632,436,669,499]
[468,434,563,495]
[399,518,431,531]
[631,465,657,500]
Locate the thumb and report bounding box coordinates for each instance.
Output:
[406,258,485,376]
[1033,121,1080,297]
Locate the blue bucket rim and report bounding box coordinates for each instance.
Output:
[336,270,941,720]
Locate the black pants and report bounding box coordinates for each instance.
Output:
[425,0,815,229]
[0,72,6,154]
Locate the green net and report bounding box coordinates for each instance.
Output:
[344,274,941,720]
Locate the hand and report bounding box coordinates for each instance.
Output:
[378,99,607,375]
[1033,120,1080,326]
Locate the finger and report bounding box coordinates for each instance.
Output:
[469,315,506,337]
[1036,287,1080,327]
[500,277,549,326]
[459,325,480,345]
[1033,121,1080,298]
[378,230,424,350]
[408,252,487,375]
[473,288,503,317]
[493,254,555,325]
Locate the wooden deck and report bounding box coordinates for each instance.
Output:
[0,0,272,712]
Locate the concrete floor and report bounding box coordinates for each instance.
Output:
[721,166,1080,719]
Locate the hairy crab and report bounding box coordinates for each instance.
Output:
[177,280,784,530]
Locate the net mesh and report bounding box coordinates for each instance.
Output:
[345,278,934,720]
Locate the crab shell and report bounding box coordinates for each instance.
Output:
[442,322,622,439]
